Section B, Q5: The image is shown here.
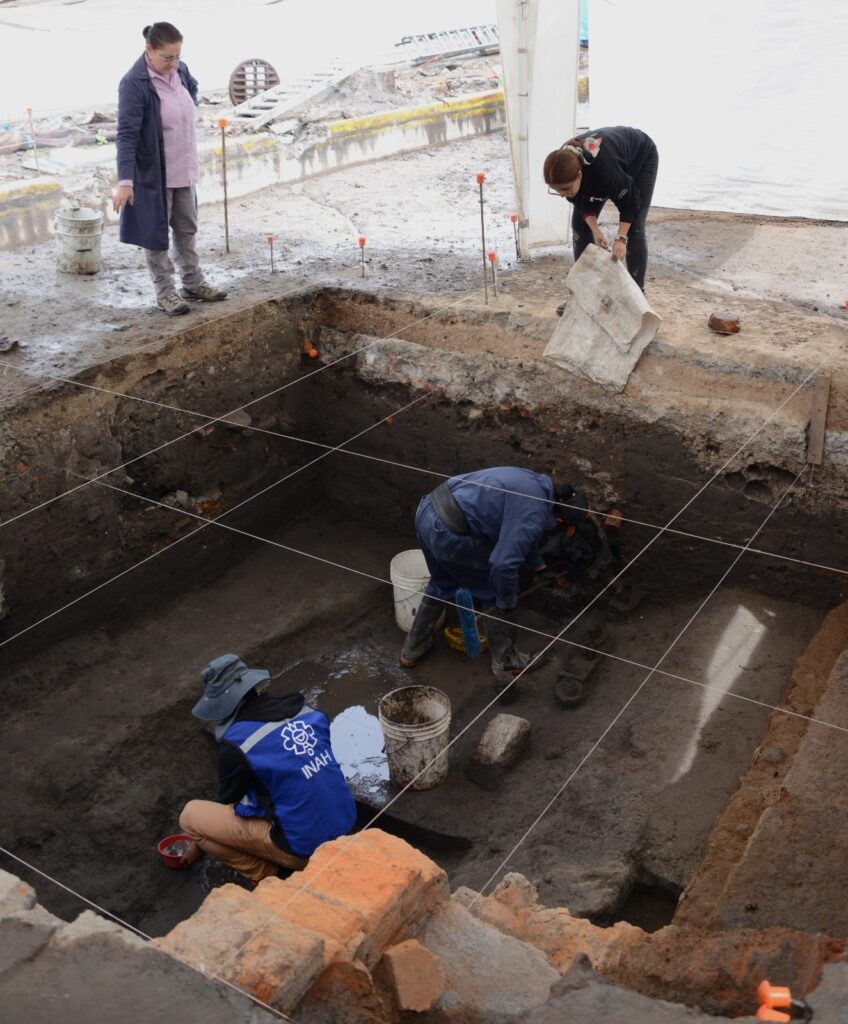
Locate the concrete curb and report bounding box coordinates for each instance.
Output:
[0,90,505,250]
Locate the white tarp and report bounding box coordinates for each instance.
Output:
[589,0,848,221]
[544,245,661,392]
[497,0,581,251]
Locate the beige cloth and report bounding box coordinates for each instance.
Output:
[544,244,662,392]
[180,799,307,882]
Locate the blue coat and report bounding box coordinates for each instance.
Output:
[416,467,557,610]
[116,54,199,251]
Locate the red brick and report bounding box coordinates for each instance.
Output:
[253,877,367,963]
[296,958,392,1024]
[291,830,448,967]
[155,884,325,1013]
[382,939,445,1012]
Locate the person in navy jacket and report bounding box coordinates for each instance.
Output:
[179,654,356,883]
[113,22,226,316]
[399,467,591,697]
[543,126,659,295]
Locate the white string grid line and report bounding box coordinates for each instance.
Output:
[81,461,848,988]
[0,462,832,1018]
[2,352,846,582]
[82,473,848,740]
[0,382,840,998]
[0,387,438,652]
[0,294,473,532]
[1,288,843,990]
[0,281,335,409]
[0,844,301,1024]
[466,464,810,907]
[185,334,848,981]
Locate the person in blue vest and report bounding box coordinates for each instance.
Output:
[179,654,356,883]
[113,22,227,316]
[399,467,593,699]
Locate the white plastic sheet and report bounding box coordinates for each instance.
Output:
[497,0,581,250]
[588,0,848,221]
[543,245,661,392]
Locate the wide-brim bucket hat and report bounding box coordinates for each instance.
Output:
[191,653,270,722]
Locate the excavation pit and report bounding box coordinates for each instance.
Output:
[1,287,846,992]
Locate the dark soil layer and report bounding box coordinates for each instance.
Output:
[0,291,842,940]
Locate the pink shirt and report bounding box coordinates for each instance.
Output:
[120,56,199,189]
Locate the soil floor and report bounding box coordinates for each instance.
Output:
[1,494,824,937]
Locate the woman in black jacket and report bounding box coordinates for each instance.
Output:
[543,126,658,293]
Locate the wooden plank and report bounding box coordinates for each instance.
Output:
[806,373,831,465]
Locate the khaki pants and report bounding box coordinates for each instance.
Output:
[145,186,205,300]
[179,800,307,883]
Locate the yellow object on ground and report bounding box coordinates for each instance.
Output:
[444,626,488,653]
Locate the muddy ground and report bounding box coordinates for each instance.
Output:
[2,124,848,946]
[0,485,826,938]
[2,129,847,402]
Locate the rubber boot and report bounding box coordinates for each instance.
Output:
[487,609,545,703]
[399,595,443,668]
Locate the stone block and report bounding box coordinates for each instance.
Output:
[0,909,280,1023]
[156,883,325,1013]
[0,906,60,976]
[0,870,36,916]
[467,713,530,790]
[294,830,449,967]
[382,938,445,1012]
[0,871,62,975]
[297,958,393,1024]
[418,898,558,1023]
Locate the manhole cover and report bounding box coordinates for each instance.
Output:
[228,58,281,106]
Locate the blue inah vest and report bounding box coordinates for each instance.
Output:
[224,707,356,858]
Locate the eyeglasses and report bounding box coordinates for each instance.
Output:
[547,183,579,198]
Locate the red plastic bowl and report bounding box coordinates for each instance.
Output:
[157,832,193,869]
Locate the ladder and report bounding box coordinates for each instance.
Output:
[229,62,357,129]
[394,24,500,63]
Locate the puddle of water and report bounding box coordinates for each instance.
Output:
[269,644,405,801]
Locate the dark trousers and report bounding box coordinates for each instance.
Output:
[572,144,659,291]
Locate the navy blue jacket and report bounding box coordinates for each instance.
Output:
[568,126,656,224]
[116,54,198,250]
[417,467,557,610]
[221,695,356,859]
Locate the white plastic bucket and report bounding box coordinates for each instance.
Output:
[55,207,103,274]
[378,685,451,789]
[390,548,432,632]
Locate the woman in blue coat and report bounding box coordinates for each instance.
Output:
[112,22,226,316]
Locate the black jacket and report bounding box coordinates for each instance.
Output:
[217,690,305,852]
[567,126,656,224]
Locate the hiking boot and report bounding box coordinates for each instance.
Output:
[181,283,228,302]
[399,596,442,668]
[488,609,547,684]
[199,858,251,894]
[157,292,191,316]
